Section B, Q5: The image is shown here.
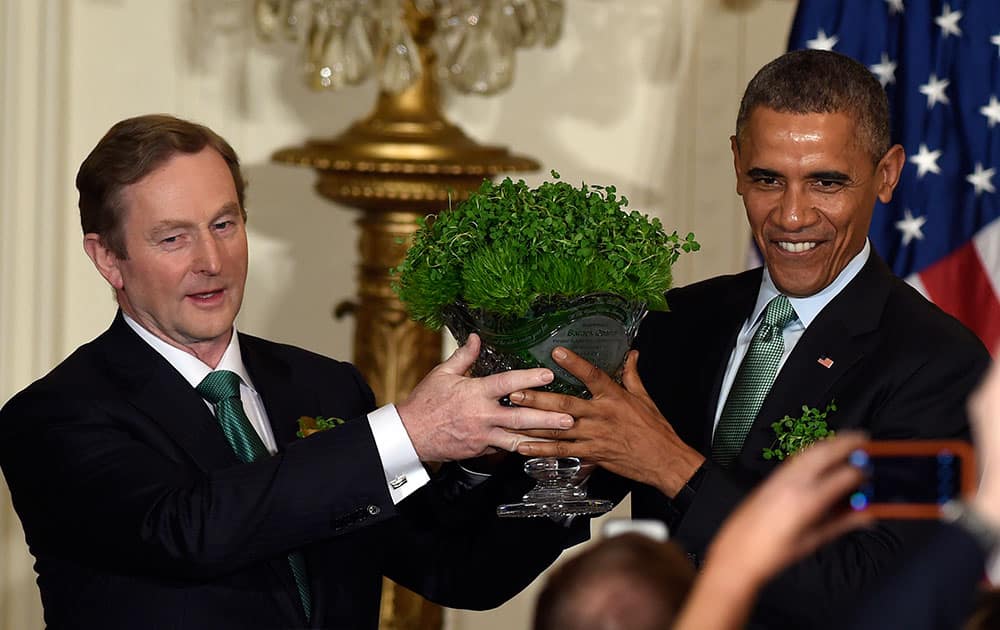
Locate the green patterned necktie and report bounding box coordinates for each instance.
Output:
[712,295,797,468]
[197,370,312,621]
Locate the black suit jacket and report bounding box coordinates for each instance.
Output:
[839,522,986,630]
[590,252,991,628]
[0,313,579,629]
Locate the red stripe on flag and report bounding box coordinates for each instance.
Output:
[918,241,1000,353]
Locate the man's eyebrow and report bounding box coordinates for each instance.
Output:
[746,167,783,179]
[807,170,850,182]
[149,219,193,236]
[213,202,242,219]
[147,203,241,237]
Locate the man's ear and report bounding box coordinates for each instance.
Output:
[731,135,746,196]
[876,144,906,204]
[83,233,124,289]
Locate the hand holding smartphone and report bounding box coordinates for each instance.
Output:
[846,440,976,519]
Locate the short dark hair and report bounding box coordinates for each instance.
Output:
[76,114,246,259]
[533,534,695,630]
[735,49,890,165]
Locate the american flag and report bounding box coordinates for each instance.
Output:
[788,0,1000,352]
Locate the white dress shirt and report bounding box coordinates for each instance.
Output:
[711,240,872,439]
[123,314,429,503]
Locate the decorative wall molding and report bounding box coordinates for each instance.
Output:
[1,1,68,627]
[0,0,67,402]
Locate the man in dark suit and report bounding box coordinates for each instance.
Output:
[512,49,991,628]
[675,356,1000,630]
[840,353,1000,630]
[0,114,581,629]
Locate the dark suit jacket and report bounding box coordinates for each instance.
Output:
[0,313,580,629]
[838,522,986,630]
[590,252,991,628]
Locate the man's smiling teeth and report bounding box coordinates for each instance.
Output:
[777,241,817,253]
[193,291,219,299]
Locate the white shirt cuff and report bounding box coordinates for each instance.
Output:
[367,403,430,504]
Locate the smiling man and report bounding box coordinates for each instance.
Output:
[512,50,991,629]
[0,114,582,629]
[735,105,903,299]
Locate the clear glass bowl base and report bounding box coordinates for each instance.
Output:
[496,498,615,518]
[497,457,614,518]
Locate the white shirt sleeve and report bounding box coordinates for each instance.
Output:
[367,403,431,504]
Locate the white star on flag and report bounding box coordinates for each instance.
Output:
[982,96,1000,128]
[870,53,897,87]
[909,143,942,178]
[895,209,927,246]
[884,0,904,15]
[993,33,1000,57]
[967,163,996,196]
[935,4,963,38]
[806,29,838,51]
[919,74,950,108]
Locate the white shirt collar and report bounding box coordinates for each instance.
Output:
[750,239,871,329]
[122,313,256,393]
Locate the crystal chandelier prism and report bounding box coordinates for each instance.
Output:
[254,0,565,95]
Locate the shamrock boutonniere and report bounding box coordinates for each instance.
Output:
[762,401,837,461]
[296,415,346,438]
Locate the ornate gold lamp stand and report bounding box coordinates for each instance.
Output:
[270,5,539,629]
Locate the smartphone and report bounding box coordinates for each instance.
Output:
[846,440,977,519]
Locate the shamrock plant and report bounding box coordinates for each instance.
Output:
[296,415,346,438]
[393,171,699,329]
[763,401,838,461]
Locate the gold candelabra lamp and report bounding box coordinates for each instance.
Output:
[255,1,565,628]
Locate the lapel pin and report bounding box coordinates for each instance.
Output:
[817,356,834,369]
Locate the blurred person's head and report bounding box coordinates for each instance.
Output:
[533,533,695,630]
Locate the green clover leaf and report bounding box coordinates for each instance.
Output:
[762,400,837,461]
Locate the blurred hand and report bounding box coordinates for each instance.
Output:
[673,433,871,630]
[396,334,574,462]
[970,355,1000,525]
[703,432,872,584]
[509,348,704,497]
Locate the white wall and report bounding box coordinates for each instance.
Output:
[0,0,797,627]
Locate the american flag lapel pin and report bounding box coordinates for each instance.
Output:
[817,356,834,369]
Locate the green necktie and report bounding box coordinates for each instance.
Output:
[197,370,312,621]
[712,295,797,468]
